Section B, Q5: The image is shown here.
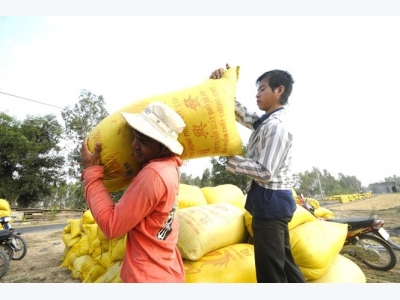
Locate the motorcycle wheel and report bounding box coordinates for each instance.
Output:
[352,234,397,271]
[0,244,13,261]
[0,250,10,279]
[12,236,27,260]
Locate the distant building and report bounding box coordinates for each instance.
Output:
[369,181,400,194]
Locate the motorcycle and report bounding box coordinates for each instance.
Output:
[0,216,28,261]
[0,249,9,279]
[299,195,398,271]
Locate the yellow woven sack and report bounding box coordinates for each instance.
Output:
[95,251,111,268]
[307,254,366,283]
[67,251,78,271]
[201,184,246,210]
[290,220,347,280]
[87,66,242,192]
[75,233,90,257]
[82,263,107,283]
[72,254,96,280]
[69,219,81,239]
[0,199,10,211]
[80,255,99,282]
[177,184,207,209]
[0,199,11,218]
[109,235,126,263]
[61,232,81,248]
[184,243,256,283]
[177,203,247,261]
[82,210,95,224]
[288,204,318,231]
[60,243,78,268]
[314,206,336,219]
[63,223,71,233]
[94,261,122,283]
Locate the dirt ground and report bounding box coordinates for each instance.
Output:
[1,193,399,283]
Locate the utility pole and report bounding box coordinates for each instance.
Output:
[316,169,324,200]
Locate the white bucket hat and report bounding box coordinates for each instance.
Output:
[121,102,186,155]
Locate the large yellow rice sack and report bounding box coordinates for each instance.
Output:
[177,203,247,261]
[87,66,242,192]
[177,184,207,209]
[201,184,246,210]
[290,220,348,280]
[307,254,366,283]
[184,243,256,283]
[314,206,336,219]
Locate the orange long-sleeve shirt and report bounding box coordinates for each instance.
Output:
[82,155,185,283]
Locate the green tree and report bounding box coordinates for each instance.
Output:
[200,168,212,187]
[294,167,363,198]
[320,169,343,196]
[41,181,87,210]
[180,172,201,186]
[61,90,109,208]
[0,112,65,207]
[295,169,319,197]
[61,89,109,181]
[384,175,400,185]
[208,145,250,191]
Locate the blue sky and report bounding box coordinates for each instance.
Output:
[1,14,399,187]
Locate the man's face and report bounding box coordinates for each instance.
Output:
[131,130,163,166]
[255,78,282,113]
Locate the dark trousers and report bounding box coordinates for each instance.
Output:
[252,216,305,283]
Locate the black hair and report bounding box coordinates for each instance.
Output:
[256,70,294,105]
[131,128,174,157]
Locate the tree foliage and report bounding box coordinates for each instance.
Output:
[59,90,109,208]
[384,175,400,185]
[61,89,109,181]
[294,167,363,199]
[0,112,65,207]
[180,146,250,191]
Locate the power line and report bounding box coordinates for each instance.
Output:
[0,91,65,110]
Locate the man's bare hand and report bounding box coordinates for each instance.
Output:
[80,137,101,169]
[209,63,231,79]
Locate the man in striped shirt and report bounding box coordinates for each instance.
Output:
[210,64,305,283]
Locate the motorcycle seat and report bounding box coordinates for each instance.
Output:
[0,229,12,238]
[326,216,374,230]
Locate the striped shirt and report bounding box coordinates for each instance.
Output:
[227,101,294,190]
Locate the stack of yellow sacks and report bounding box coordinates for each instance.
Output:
[324,193,372,203]
[60,184,366,283]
